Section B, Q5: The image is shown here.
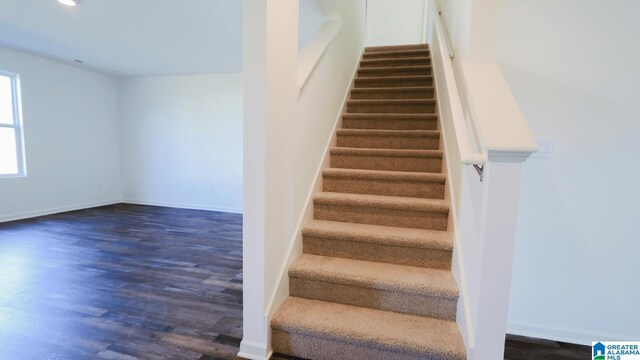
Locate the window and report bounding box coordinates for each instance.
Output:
[0,71,25,177]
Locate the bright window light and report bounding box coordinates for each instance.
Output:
[57,0,78,7]
[0,72,26,177]
[0,76,13,125]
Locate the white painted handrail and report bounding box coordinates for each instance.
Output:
[430,4,487,171]
[430,1,539,173]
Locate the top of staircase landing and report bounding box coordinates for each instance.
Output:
[365,44,429,53]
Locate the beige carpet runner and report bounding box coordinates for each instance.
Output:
[271,44,466,360]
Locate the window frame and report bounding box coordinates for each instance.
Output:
[0,70,26,178]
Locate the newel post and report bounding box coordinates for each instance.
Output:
[460,60,539,359]
[472,152,534,359]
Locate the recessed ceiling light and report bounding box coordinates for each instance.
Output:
[57,0,78,6]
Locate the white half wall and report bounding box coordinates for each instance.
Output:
[0,46,120,222]
[366,0,426,46]
[118,73,243,213]
[437,0,640,344]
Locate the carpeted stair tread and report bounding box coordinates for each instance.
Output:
[342,113,438,125]
[323,167,445,183]
[342,113,438,130]
[336,129,440,149]
[288,254,459,318]
[360,57,431,68]
[337,128,439,138]
[330,147,444,173]
[290,254,458,299]
[355,75,432,81]
[347,99,436,106]
[313,192,449,212]
[346,99,436,114]
[365,44,429,53]
[358,65,432,77]
[362,49,430,60]
[350,86,435,100]
[271,297,466,360]
[302,220,453,269]
[355,75,433,88]
[330,147,443,158]
[343,113,437,121]
[359,65,431,71]
[303,219,452,251]
[323,167,445,198]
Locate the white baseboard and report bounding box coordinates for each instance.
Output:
[507,322,635,346]
[121,199,242,214]
[238,339,273,360]
[0,199,121,223]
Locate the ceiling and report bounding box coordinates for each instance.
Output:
[0,0,243,77]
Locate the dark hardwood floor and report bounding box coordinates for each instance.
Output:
[0,204,589,359]
[0,204,243,360]
[504,334,590,360]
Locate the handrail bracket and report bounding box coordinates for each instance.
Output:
[473,164,484,182]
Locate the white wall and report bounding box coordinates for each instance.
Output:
[118,73,243,213]
[366,0,426,46]
[0,46,120,221]
[299,0,329,50]
[436,0,640,344]
[435,0,472,57]
[494,1,640,343]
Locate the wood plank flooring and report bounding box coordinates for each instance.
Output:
[504,334,590,360]
[0,204,243,360]
[0,204,590,359]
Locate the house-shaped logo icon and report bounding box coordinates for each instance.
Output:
[593,342,605,360]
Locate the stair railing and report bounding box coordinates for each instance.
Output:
[426,1,539,358]
[428,1,487,180]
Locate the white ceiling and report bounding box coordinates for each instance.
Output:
[0,0,243,77]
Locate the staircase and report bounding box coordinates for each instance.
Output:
[271,44,466,360]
